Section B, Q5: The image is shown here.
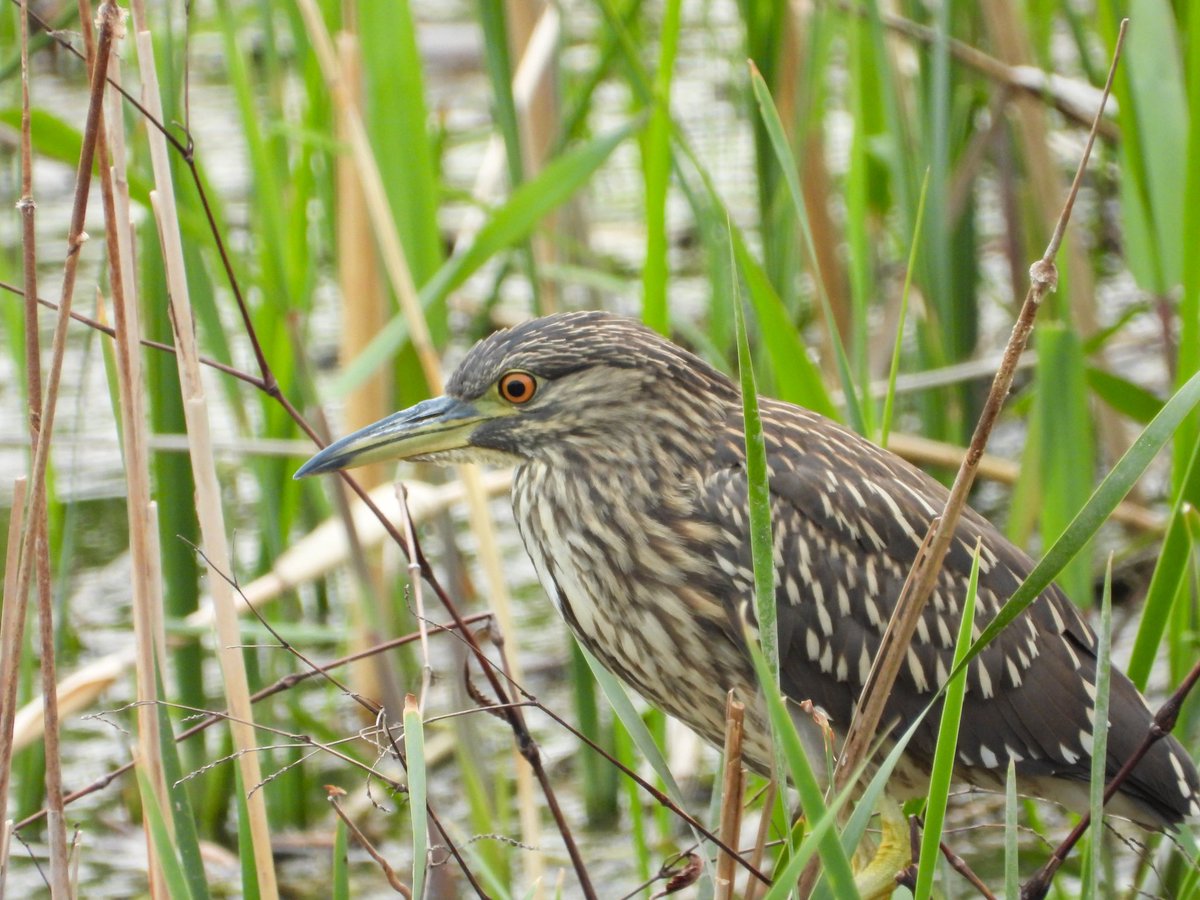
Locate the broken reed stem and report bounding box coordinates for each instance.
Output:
[832,18,1129,803]
[715,691,746,900]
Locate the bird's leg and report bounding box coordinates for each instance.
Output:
[851,795,912,899]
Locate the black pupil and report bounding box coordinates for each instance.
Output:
[506,377,528,399]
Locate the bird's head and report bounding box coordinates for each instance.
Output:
[294,311,740,479]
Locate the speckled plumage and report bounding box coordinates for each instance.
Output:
[305,310,1200,826]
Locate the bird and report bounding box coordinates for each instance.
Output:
[296,310,1199,836]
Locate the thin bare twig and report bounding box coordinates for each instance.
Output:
[11,613,493,834]
[327,787,412,897]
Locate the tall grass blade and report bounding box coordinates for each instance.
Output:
[743,638,858,899]
[358,0,443,286]
[476,0,541,312]
[727,212,839,419]
[578,647,686,803]
[234,768,261,900]
[1085,558,1114,899]
[1005,760,1018,900]
[914,543,980,900]
[1034,323,1094,606]
[1178,0,1200,490]
[156,679,211,900]
[641,0,682,334]
[404,695,428,900]
[733,287,777,684]
[331,812,349,900]
[1127,436,1200,688]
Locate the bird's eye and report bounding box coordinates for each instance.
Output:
[498,371,537,404]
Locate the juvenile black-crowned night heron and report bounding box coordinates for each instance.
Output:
[297,311,1199,832]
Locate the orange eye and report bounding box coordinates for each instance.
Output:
[498,371,537,404]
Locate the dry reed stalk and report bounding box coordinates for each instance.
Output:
[715,691,746,900]
[508,0,563,312]
[979,0,1131,476]
[294,0,436,377]
[333,28,402,724]
[0,819,10,897]
[454,3,561,256]
[781,2,851,350]
[88,14,172,889]
[887,432,1161,532]
[336,32,390,491]
[129,8,280,895]
[456,8,564,873]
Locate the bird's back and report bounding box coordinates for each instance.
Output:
[698,398,1199,826]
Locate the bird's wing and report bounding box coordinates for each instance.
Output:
[696,400,1189,819]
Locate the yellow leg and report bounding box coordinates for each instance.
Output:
[852,796,912,899]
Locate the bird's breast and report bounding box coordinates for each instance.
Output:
[511,463,762,750]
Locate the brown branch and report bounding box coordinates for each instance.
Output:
[834,16,1128,801]
[327,786,412,896]
[829,0,1119,139]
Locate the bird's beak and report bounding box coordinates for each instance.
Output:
[294,395,485,478]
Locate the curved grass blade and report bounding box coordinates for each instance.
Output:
[748,64,866,435]
[744,637,858,899]
[734,289,777,685]
[950,366,1200,681]
[579,645,720,891]
[880,168,930,448]
[641,0,683,334]
[1127,436,1200,688]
